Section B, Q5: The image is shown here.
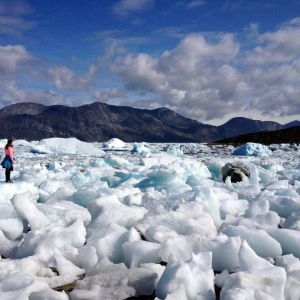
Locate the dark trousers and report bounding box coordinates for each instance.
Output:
[5,170,11,182]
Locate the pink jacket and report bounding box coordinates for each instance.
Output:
[5,146,14,162]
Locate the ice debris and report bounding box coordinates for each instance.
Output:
[101,138,129,151]
[0,139,298,299]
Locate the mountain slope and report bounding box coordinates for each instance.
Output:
[0,102,297,142]
[217,117,282,139]
[215,126,300,145]
[283,120,300,129]
[0,102,211,142]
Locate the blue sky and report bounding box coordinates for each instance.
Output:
[0,0,300,124]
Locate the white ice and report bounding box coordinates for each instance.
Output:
[233,142,273,157]
[0,139,298,299]
[31,138,104,156]
[221,241,286,300]
[101,138,129,151]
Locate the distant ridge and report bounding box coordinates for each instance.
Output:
[215,126,300,145]
[0,102,298,142]
[283,120,300,129]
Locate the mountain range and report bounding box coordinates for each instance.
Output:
[0,102,299,143]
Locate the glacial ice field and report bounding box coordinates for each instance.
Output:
[0,137,300,300]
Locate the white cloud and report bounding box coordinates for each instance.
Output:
[113,0,154,17]
[113,33,243,120]
[48,57,104,90]
[0,0,35,36]
[112,53,165,91]
[43,19,300,122]
[111,21,300,122]
[0,45,32,75]
[1,14,300,124]
[239,19,300,118]
[186,0,205,9]
[246,18,300,65]
[0,80,69,107]
[245,59,300,117]
[48,67,79,90]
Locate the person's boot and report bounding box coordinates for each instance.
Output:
[5,171,12,183]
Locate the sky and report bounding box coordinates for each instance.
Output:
[0,0,300,125]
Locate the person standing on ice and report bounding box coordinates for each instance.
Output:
[1,139,14,183]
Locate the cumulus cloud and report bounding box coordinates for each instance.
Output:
[240,19,300,117]
[48,58,103,90]
[0,45,32,75]
[246,18,300,65]
[112,33,243,120]
[246,59,300,116]
[0,0,35,36]
[98,20,300,121]
[113,0,154,17]
[48,67,80,90]
[1,13,300,123]
[111,20,300,121]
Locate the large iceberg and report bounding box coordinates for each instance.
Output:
[31,137,104,155]
[232,142,272,157]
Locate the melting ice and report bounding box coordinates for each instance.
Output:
[0,137,300,299]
